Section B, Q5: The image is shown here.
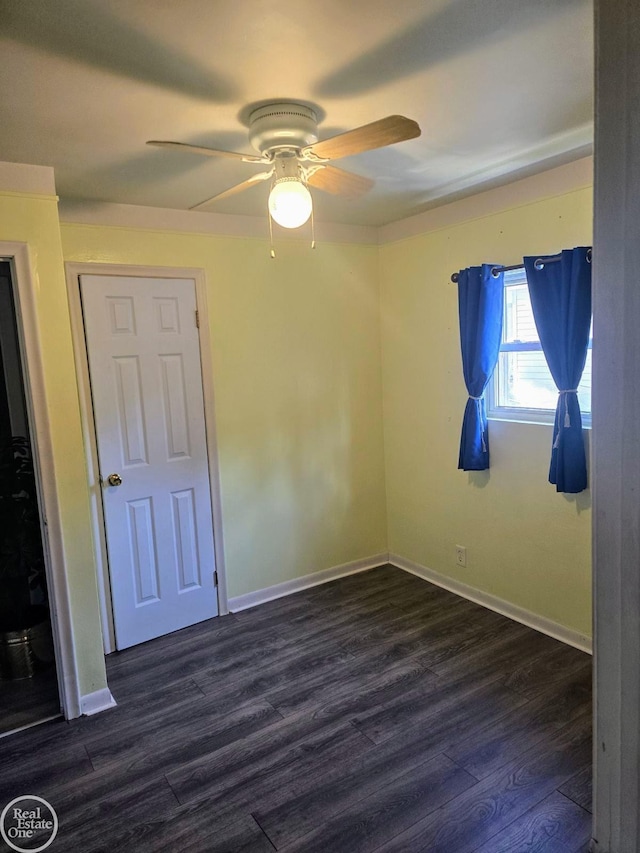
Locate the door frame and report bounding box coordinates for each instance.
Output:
[0,242,76,719]
[65,262,228,654]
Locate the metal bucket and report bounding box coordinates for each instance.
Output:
[0,619,55,680]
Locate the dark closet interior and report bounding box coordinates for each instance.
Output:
[0,260,60,736]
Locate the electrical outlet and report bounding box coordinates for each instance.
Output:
[455,545,467,567]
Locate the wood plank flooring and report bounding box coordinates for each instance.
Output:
[0,565,593,852]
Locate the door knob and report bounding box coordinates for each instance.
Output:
[106,473,123,487]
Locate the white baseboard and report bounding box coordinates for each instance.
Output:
[389,553,592,654]
[228,553,390,613]
[80,687,117,716]
[225,549,592,655]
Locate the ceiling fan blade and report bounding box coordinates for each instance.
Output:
[305,115,421,161]
[306,164,374,198]
[147,140,264,163]
[189,170,274,210]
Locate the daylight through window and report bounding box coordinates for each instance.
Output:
[487,268,592,424]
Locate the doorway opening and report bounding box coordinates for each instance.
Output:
[0,261,60,736]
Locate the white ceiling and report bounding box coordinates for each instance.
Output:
[0,0,593,226]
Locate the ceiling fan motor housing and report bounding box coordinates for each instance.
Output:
[248,102,319,154]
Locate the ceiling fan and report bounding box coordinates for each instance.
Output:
[147,102,421,230]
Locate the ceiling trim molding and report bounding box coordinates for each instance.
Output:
[57,156,593,249]
[57,201,379,246]
[0,190,59,204]
[378,156,594,245]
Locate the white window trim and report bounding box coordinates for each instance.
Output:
[486,268,592,428]
[487,388,592,429]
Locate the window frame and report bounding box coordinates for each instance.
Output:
[486,268,592,428]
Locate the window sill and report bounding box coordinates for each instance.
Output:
[488,411,592,430]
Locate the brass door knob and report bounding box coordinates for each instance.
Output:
[106,473,123,487]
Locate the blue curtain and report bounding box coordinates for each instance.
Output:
[524,248,592,493]
[457,265,504,471]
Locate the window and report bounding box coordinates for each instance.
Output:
[487,268,592,425]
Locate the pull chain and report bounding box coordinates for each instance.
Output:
[268,206,276,258]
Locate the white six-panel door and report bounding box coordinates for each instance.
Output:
[80,275,218,649]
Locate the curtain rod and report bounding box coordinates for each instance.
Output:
[450,247,592,283]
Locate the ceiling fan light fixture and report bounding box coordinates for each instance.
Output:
[268,177,313,229]
[151,105,421,238]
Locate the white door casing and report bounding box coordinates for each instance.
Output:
[1,242,78,718]
[80,274,218,649]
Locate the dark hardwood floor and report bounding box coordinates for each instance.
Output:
[0,565,592,852]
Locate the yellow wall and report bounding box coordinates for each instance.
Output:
[0,166,593,715]
[60,226,388,598]
[380,186,593,637]
[0,191,107,696]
